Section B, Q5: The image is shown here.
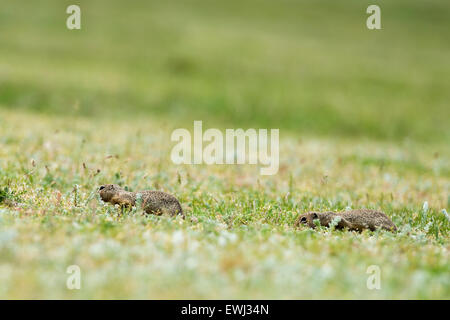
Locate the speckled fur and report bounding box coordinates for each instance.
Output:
[295,209,397,232]
[99,184,183,217]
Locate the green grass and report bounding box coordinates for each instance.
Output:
[1,0,449,141]
[0,0,449,299]
[0,110,448,299]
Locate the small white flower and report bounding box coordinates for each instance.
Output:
[442,209,449,221]
[218,236,227,247]
[329,216,342,229]
[89,242,105,257]
[227,232,238,243]
[171,231,184,245]
[422,201,429,213]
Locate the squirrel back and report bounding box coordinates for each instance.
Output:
[296,209,396,232]
[99,184,183,217]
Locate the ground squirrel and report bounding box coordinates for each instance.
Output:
[99,184,183,216]
[295,209,397,232]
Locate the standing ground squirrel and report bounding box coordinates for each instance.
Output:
[99,184,183,217]
[295,209,397,232]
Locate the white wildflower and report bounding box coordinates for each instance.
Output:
[172,230,184,245]
[442,209,449,221]
[422,201,429,213]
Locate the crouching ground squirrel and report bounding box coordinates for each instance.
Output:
[99,184,183,217]
[295,209,397,232]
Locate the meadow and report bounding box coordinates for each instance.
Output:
[0,0,449,299]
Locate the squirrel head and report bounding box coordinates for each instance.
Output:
[99,184,122,202]
[296,212,320,229]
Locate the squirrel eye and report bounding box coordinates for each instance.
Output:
[301,217,307,223]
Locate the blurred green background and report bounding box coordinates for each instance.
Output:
[0,1,449,299]
[1,0,449,141]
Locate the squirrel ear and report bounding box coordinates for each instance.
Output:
[312,213,318,219]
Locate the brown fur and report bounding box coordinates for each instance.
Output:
[99,184,183,217]
[295,209,397,232]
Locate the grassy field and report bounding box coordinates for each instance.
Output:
[0,0,449,299]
